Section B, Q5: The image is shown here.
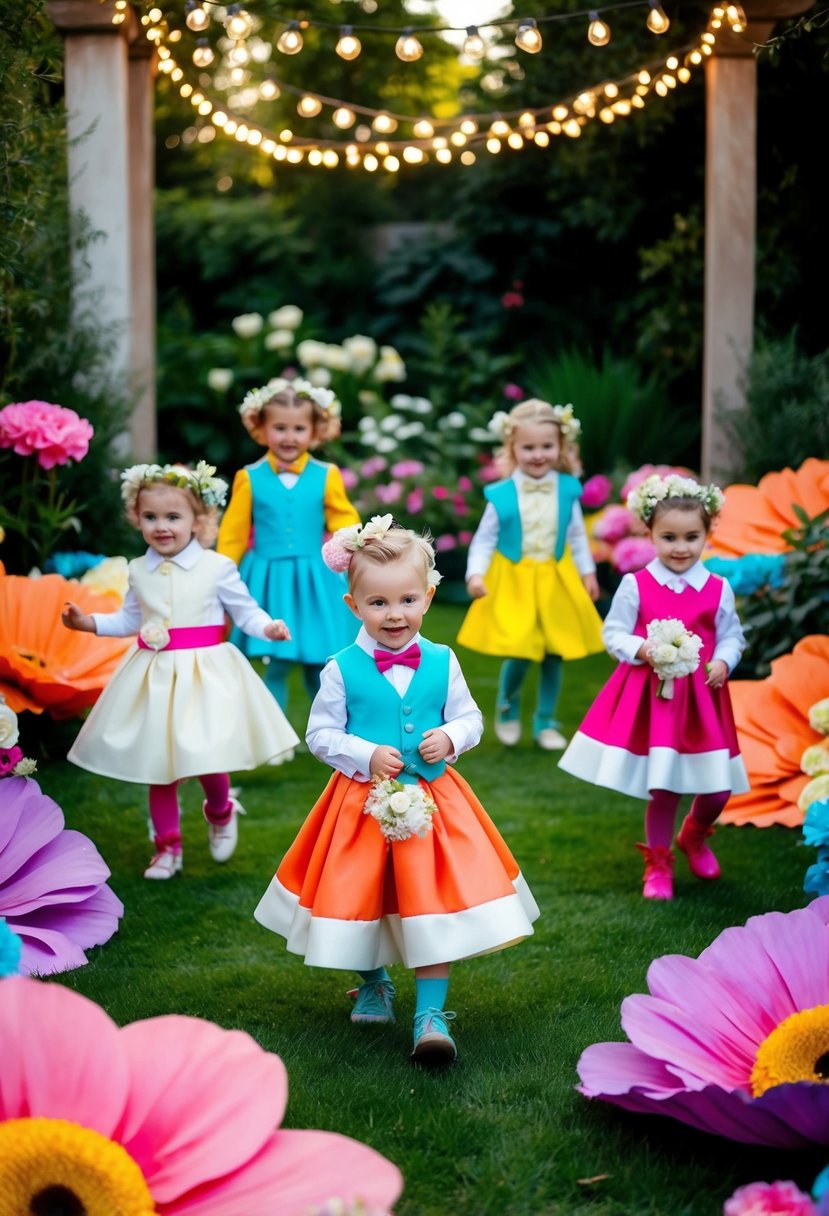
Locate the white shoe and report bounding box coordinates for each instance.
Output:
[494,719,521,746]
[206,797,245,862]
[144,849,183,880]
[268,747,296,766]
[535,728,568,750]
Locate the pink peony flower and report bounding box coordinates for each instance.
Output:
[391,459,425,478]
[360,456,388,477]
[0,745,24,776]
[503,383,525,401]
[724,1180,816,1216]
[458,475,473,492]
[406,488,424,514]
[432,486,449,500]
[611,536,656,573]
[375,481,403,504]
[0,400,94,469]
[581,474,613,510]
[340,467,359,489]
[593,505,635,544]
[435,534,457,551]
[0,977,403,1214]
[321,539,353,573]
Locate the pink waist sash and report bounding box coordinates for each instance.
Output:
[137,625,226,651]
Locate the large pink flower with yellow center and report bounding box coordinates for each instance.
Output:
[577,898,829,1147]
[0,978,402,1215]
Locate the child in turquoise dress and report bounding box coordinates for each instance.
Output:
[217,380,360,720]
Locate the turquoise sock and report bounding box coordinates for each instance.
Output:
[497,659,531,721]
[534,653,563,733]
[358,967,390,985]
[415,977,449,1014]
[264,658,291,710]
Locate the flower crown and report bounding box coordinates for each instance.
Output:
[120,461,228,513]
[238,378,342,425]
[487,401,582,443]
[322,514,442,586]
[626,473,725,524]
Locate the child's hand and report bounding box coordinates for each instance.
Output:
[419,728,452,764]
[265,619,291,642]
[582,572,600,602]
[705,659,729,689]
[466,575,487,599]
[370,745,404,779]
[61,602,96,633]
[636,641,657,667]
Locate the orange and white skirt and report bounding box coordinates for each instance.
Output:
[254,767,540,970]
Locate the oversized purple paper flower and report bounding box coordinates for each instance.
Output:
[0,775,123,975]
[578,898,829,1147]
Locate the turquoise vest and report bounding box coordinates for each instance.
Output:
[247,457,329,559]
[484,473,583,562]
[335,639,450,785]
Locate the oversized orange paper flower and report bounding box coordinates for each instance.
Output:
[721,634,829,827]
[0,574,131,718]
[707,458,829,558]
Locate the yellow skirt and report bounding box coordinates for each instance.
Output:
[457,550,604,662]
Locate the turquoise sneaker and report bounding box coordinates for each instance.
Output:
[411,1008,457,1064]
[348,980,396,1024]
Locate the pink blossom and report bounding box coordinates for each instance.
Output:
[459,530,473,545]
[457,475,473,491]
[435,534,457,551]
[0,745,24,776]
[391,459,425,478]
[433,486,449,500]
[724,1181,816,1216]
[452,494,469,516]
[360,456,388,477]
[581,474,613,510]
[593,505,635,544]
[612,536,657,573]
[503,383,525,401]
[375,481,403,504]
[501,291,524,309]
[340,467,359,489]
[406,488,425,514]
[620,463,695,502]
[478,458,501,484]
[0,400,94,469]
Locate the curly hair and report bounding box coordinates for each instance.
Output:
[348,525,442,592]
[496,398,581,477]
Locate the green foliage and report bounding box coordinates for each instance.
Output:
[737,507,829,678]
[726,332,829,483]
[523,348,699,478]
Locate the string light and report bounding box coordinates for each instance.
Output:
[224,6,252,40]
[276,22,303,55]
[587,11,611,45]
[336,26,362,60]
[192,38,214,67]
[395,29,424,62]
[333,107,356,128]
[297,94,322,117]
[646,0,671,34]
[515,19,542,53]
[463,26,485,60]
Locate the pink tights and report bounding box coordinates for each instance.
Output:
[645,789,730,849]
[148,773,231,851]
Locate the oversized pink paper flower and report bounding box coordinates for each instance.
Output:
[1,776,123,975]
[0,977,403,1214]
[0,400,94,469]
[593,504,636,544]
[724,1180,816,1216]
[578,897,829,1147]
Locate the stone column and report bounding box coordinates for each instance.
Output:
[128,37,158,459]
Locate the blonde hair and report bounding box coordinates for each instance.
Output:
[240,384,339,447]
[496,398,581,477]
[129,480,219,548]
[347,526,442,592]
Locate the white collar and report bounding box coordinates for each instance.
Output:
[356,625,424,655]
[647,558,709,590]
[145,538,204,571]
[512,469,557,487]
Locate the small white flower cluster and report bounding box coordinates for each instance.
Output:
[627,474,725,524]
[120,461,228,512]
[485,403,581,444]
[357,410,426,451]
[551,403,582,441]
[646,618,703,700]
[335,514,395,552]
[0,695,38,777]
[296,336,405,383]
[363,776,437,842]
[238,378,341,424]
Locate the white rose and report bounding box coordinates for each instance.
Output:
[268,305,303,329]
[388,791,410,814]
[0,700,19,748]
[321,344,351,371]
[308,367,332,388]
[265,329,294,351]
[297,339,325,368]
[373,358,407,383]
[140,621,171,652]
[207,367,233,392]
[231,312,264,339]
[652,644,677,666]
[677,639,699,661]
[343,334,377,374]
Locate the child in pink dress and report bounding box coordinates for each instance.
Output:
[559,474,749,900]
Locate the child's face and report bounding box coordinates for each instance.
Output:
[345,558,435,651]
[512,420,561,479]
[137,485,197,558]
[262,401,315,465]
[650,506,708,574]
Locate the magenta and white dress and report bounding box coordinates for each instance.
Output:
[559,560,749,799]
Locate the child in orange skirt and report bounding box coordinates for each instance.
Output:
[254,516,540,1064]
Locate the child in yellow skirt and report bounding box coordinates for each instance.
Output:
[458,398,604,749]
[254,516,539,1065]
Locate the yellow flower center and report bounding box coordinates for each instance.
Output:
[0,1118,156,1216]
[751,1003,829,1097]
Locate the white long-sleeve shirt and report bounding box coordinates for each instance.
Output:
[602,558,746,672]
[465,470,596,579]
[306,626,483,781]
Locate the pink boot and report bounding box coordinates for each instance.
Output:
[677,814,720,879]
[636,843,674,900]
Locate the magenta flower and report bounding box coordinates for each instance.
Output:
[375,480,403,504]
[592,504,635,544]
[360,456,388,477]
[612,536,657,573]
[0,977,402,1214]
[724,1180,817,1216]
[478,458,501,484]
[433,486,449,500]
[452,494,469,515]
[581,474,613,510]
[503,383,525,401]
[435,534,457,551]
[0,746,24,776]
[458,530,473,545]
[458,475,473,492]
[578,897,829,1147]
[391,459,425,478]
[0,400,94,469]
[0,775,123,975]
[406,487,424,514]
[501,291,524,309]
[340,467,359,489]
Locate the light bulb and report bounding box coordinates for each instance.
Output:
[372,113,397,134]
[192,39,214,67]
[336,27,362,60]
[489,119,510,137]
[515,19,542,53]
[225,7,252,40]
[185,3,210,32]
[277,23,303,55]
[463,26,485,60]
[646,0,670,34]
[587,11,611,45]
[460,118,478,135]
[395,29,423,62]
[297,95,322,117]
[413,119,434,138]
[227,43,250,66]
[333,107,356,128]
[259,79,280,100]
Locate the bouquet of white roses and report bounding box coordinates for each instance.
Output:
[645,618,703,700]
[363,776,437,842]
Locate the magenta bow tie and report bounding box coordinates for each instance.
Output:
[373,643,421,673]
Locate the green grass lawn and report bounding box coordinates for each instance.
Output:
[36,602,822,1215]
